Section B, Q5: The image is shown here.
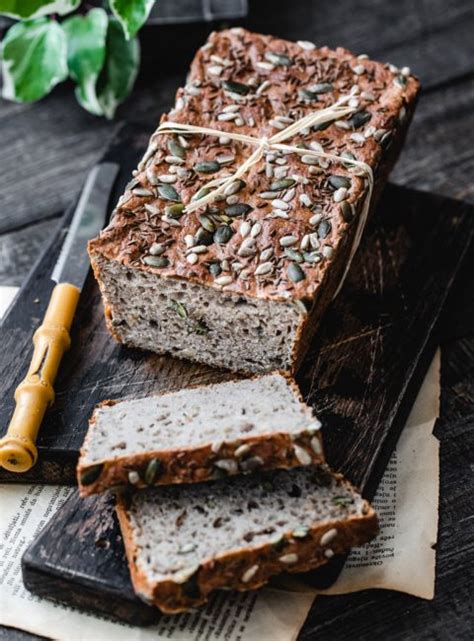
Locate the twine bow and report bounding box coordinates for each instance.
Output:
[155,94,374,295]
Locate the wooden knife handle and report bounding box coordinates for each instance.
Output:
[0,283,80,473]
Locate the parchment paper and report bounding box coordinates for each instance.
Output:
[0,286,440,640]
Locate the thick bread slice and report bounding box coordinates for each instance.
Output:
[78,372,323,496]
[116,465,378,613]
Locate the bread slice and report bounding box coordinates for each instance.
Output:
[77,372,324,496]
[116,464,378,613]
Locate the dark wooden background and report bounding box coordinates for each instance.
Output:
[0,0,472,639]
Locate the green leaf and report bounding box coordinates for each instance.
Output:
[1,18,68,103]
[95,18,140,119]
[63,8,108,115]
[0,0,80,20]
[109,0,155,39]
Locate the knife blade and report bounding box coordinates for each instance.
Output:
[0,162,119,473]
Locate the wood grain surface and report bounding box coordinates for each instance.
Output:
[1,0,473,638]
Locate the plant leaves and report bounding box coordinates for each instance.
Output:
[0,0,79,20]
[1,18,68,103]
[95,18,140,119]
[63,8,108,115]
[109,0,155,39]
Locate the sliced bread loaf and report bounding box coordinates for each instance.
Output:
[116,465,378,613]
[78,372,323,496]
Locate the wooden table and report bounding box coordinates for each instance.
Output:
[0,1,472,639]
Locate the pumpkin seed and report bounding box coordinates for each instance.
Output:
[225,203,252,217]
[214,225,233,244]
[329,175,351,189]
[298,88,318,101]
[349,110,371,128]
[195,227,213,246]
[192,186,211,202]
[265,51,292,66]
[340,201,355,223]
[158,184,181,201]
[145,458,163,485]
[165,203,185,218]
[318,219,331,239]
[80,464,103,486]
[209,262,222,277]
[223,80,250,95]
[169,299,187,319]
[288,262,305,282]
[167,138,186,159]
[194,161,220,174]
[224,179,245,196]
[198,214,216,233]
[144,255,169,268]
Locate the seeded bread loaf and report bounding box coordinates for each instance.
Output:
[89,28,419,374]
[77,372,323,496]
[116,464,378,613]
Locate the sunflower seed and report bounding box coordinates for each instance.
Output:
[309,212,322,226]
[234,444,251,457]
[132,187,154,197]
[260,247,274,262]
[215,459,238,474]
[158,174,177,184]
[280,235,298,247]
[301,154,319,165]
[320,528,338,546]
[255,262,273,276]
[225,203,252,217]
[238,237,256,257]
[299,194,312,207]
[207,64,223,76]
[80,464,103,486]
[293,526,310,538]
[256,61,275,71]
[128,471,140,485]
[288,262,305,282]
[144,256,169,268]
[187,253,198,265]
[256,80,271,95]
[311,436,323,455]
[283,188,296,202]
[224,179,245,196]
[272,199,289,210]
[279,553,298,564]
[271,178,295,190]
[352,64,366,75]
[304,251,322,264]
[269,119,286,130]
[351,132,365,143]
[325,548,335,559]
[241,564,259,583]
[148,243,164,256]
[307,82,333,93]
[239,221,251,237]
[214,275,233,286]
[191,244,209,254]
[333,187,348,202]
[226,194,239,205]
[265,51,292,66]
[297,40,316,50]
[309,232,320,249]
[251,223,262,238]
[216,153,235,165]
[218,112,238,122]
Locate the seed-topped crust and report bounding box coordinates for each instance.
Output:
[89,28,419,304]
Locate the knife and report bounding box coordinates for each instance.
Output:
[0,162,119,473]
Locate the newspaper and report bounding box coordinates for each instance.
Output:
[0,286,440,639]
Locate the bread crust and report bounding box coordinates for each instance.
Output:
[77,371,324,496]
[115,475,378,613]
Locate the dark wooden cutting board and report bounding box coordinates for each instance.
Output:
[4,122,472,624]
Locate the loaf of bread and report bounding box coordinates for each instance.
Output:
[116,464,378,613]
[77,372,323,496]
[89,28,419,374]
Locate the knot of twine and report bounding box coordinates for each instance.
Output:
[155,94,374,295]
